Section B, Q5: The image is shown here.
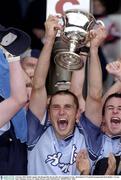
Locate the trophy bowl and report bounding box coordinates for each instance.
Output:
[54,9,104,71]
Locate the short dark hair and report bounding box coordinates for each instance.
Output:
[102,92,121,115]
[48,90,79,109]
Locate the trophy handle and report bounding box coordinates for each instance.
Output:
[56,13,65,27]
[96,20,105,27]
[54,14,64,37]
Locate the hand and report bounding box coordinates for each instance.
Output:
[105,153,116,175]
[76,149,90,175]
[22,69,33,88]
[89,25,107,49]
[106,59,121,81]
[44,15,63,42]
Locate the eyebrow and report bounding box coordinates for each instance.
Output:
[106,105,121,108]
[50,103,74,107]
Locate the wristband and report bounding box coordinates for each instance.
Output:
[7,55,20,63]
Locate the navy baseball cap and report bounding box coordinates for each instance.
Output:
[0,24,31,56]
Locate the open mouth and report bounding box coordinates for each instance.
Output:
[111,117,121,124]
[57,119,68,130]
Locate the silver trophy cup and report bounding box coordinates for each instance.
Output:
[54,9,104,71]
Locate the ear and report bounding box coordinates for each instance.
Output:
[102,115,106,124]
[76,109,81,123]
[48,113,50,120]
[47,107,51,121]
[101,116,106,133]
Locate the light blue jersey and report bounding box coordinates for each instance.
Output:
[0,49,27,142]
[92,135,121,174]
[27,110,102,175]
[101,135,121,158]
[81,115,121,175]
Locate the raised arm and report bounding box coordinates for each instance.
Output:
[29,15,62,120]
[70,55,87,114]
[85,26,107,127]
[0,52,27,127]
[102,59,121,105]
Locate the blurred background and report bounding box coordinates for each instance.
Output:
[0,0,120,94]
[0,0,120,51]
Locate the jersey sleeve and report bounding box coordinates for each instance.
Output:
[26,109,48,149]
[80,113,103,160]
